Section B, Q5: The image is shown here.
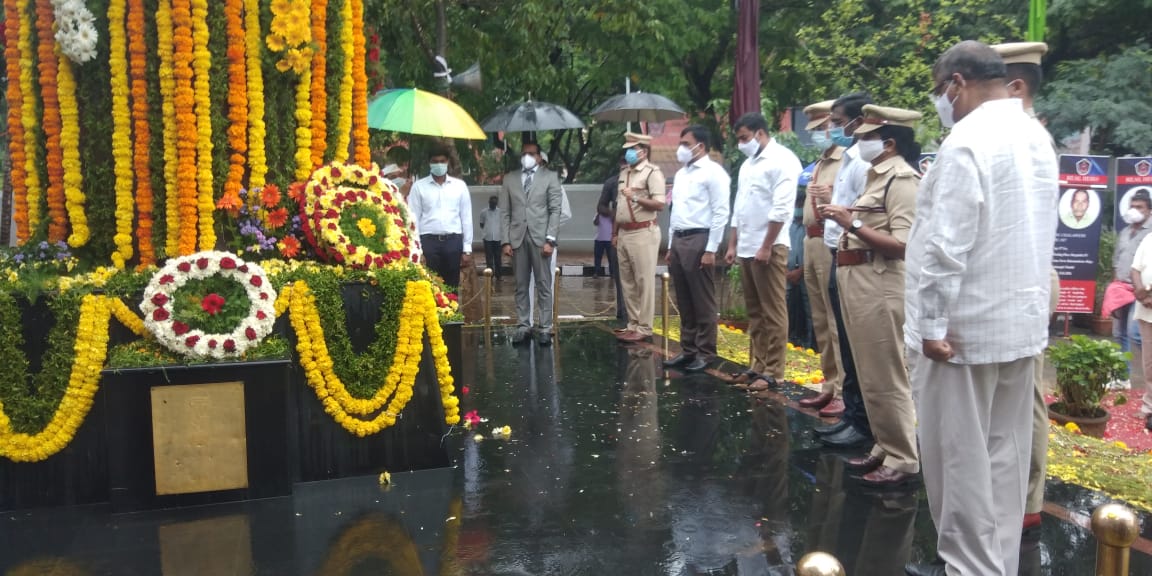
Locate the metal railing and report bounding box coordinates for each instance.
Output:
[1092,503,1140,576]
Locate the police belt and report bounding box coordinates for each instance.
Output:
[835,249,874,266]
[618,220,655,231]
[806,223,824,238]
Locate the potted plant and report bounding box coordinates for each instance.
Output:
[719,264,748,330]
[1046,335,1129,436]
[1091,230,1117,335]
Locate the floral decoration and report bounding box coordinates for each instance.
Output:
[332,0,353,163]
[5,0,29,242]
[48,0,97,64]
[57,53,87,249]
[267,0,313,74]
[191,0,215,251]
[309,0,328,169]
[141,251,277,359]
[349,0,370,165]
[226,185,306,259]
[18,2,43,240]
[35,0,67,244]
[217,0,249,221]
[127,0,153,263]
[243,0,267,191]
[109,0,133,266]
[156,0,181,256]
[172,0,199,255]
[294,67,314,180]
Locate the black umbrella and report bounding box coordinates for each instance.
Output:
[479,100,585,133]
[590,92,686,123]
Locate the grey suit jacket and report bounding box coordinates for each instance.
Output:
[499,168,562,249]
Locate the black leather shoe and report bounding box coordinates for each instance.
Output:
[663,354,694,368]
[682,358,709,373]
[536,331,552,346]
[904,560,947,576]
[813,419,849,436]
[511,328,532,345]
[819,425,872,449]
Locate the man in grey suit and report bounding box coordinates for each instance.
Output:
[500,142,563,345]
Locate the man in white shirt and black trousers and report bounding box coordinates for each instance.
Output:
[663,125,731,373]
[408,146,474,291]
[725,113,802,387]
[903,41,1058,576]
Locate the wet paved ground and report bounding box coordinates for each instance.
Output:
[2,325,1151,575]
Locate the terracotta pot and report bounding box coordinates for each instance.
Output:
[1091,315,1113,336]
[1048,402,1111,437]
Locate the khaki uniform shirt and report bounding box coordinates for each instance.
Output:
[615,160,667,225]
[803,146,845,228]
[840,155,918,273]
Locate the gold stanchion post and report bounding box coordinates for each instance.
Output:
[662,273,670,357]
[1092,503,1139,576]
[796,552,845,576]
[483,268,493,331]
[552,267,560,334]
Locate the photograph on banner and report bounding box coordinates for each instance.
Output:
[1058,154,1110,188]
[1116,157,1152,232]
[917,153,936,175]
[1054,187,1104,314]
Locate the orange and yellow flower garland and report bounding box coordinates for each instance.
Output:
[17,2,42,239]
[35,0,67,244]
[332,0,353,163]
[109,0,134,267]
[350,0,370,166]
[243,0,267,191]
[57,55,88,248]
[156,0,181,256]
[5,0,29,243]
[191,0,215,251]
[172,0,199,255]
[294,68,313,181]
[217,0,248,214]
[127,0,154,264]
[309,0,328,169]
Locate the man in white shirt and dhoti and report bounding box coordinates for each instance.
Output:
[904,41,1058,576]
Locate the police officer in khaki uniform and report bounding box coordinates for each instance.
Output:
[614,133,667,343]
[818,105,922,488]
[799,100,847,416]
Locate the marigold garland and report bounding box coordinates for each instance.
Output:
[127,0,153,264]
[109,298,146,337]
[243,0,267,191]
[309,0,327,169]
[156,0,181,256]
[108,0,133,267]
[18,3,43,238]
[5,0,29,243]
[0,294,110,463]
[57,55,88,248]
[332,0,353,162]
[294,68,314,181]
[172,0,200,255]
[350,0,370,166]
[35,0,67,244]
[217,0,248,215]
[191,0,215,251]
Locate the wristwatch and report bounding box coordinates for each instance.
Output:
[849,219,863,232]
[546,239,558,247]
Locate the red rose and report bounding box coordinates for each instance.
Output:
[201,293,226,315]
[172,321,190,335]
[327,223,337,230]
[152,308,170,321]
[250,275,263,287]
[256,310,267,320]
[239,265,250,273]
[185,335,200,347]
[331,167,342,178]
[159,274,175,285]
[260,292,269,300]
[196,258,209,269]
[447,293,458,302]
[208,339,217,349]
[177,262,192,272]
[347,245,357,254]
[364,254,372,266]
[368,175,378,185]
[245,327,257,340]
[220,257,237,269]
[151,293,169,306]
[223,340,236,352]
[383,193,393,202]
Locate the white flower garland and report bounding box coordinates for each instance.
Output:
[50,0,98,64]
[141,251,278,360]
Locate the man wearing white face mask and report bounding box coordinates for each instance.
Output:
[724,113,801,386]
[409,146,473,290]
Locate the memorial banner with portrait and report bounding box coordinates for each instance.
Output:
[1116,157,1152,233]
[1055,155,1111,314]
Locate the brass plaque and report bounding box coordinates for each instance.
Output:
[151,382,249,495]
[159,515,253,576]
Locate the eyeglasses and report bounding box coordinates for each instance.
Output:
[931,77,954,97]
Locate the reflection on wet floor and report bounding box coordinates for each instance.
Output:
[1,324,1150,575]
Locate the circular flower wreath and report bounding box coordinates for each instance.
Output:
[300,161,422,269]
[141,251,278,359]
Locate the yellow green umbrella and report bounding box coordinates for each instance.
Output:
[366,88,486,140]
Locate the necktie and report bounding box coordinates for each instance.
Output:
[524,170,534,192]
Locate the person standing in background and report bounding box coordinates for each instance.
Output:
[528,151,572,328]
[408,146,473,291]
[597,160,629,324]
[479,195,504,280]
[787,190,813,349]
[594,211,614,277]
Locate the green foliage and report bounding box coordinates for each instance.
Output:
[1048,335,1129,417]
[1095,229,1116,313]
[106,335,290,369]
[1036,46,1152,156]
[171,276,251,333]
[338,204,393,254]
[0,290,84,433]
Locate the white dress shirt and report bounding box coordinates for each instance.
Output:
[408,175,474,253]
[904,98,1058,364]
[479,207,502,242]
[731,138,802,258]
[824,144,870,249]
[1130,235,1152,323]
[669,155,731,252]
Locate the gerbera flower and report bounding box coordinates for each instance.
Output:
[278,236,301,258]
[261,184,282,207]
[265,33,286,52]
[216,191,244,212]
[266,207,289,228]
[201,293,226,315]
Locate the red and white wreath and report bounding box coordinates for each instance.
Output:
[141,251,278,359]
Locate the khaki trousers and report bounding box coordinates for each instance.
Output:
[617,225,660,335]
[1026,268,1060,514]
[911,350,1034,576]
[803,236,842,396]
[1140,321,1152,417]
[740,245,789,379]
[837,264,919,473]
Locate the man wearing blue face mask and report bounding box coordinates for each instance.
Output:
[409,146,473,291]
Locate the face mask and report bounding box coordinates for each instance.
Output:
[391,178,407,188]
[1123,208,1146,225]
[676,143,700,164]
[934,81,958,128]
[810,131,833,150]
[857,139,886,163]
[829,126,854,148]
[737,137,761,158]
[521,154,538,171]
[624,148,641,166]
[429,163,448,177]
